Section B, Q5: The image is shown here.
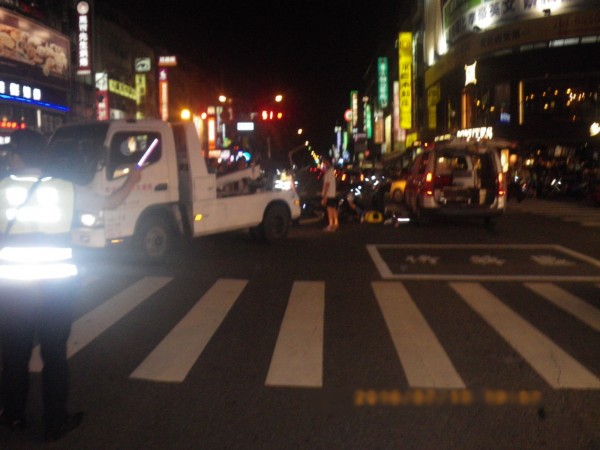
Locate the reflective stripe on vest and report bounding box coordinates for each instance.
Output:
[0,175,77,281]
[0,175,74,236]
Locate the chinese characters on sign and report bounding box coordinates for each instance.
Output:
[398,32,413,130]
[77,1,91,75]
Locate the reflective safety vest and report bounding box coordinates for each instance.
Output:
[0,174,77,281]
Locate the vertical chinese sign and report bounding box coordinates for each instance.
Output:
[158,68,169,121]
[399,32,413,131]
[377,57,388,109]
[158,56,177,122]
[76,1,92,76]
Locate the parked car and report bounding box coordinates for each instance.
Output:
[403,141,507,225]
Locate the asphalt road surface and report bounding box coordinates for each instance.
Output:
[1,198,599,449]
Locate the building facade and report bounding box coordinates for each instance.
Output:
[0,1,70,142]
[422,0,600,161]
[359,0,600,173]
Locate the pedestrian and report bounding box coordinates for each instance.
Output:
[0,129,141,442]
[321,156,338,231]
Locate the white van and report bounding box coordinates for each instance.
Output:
[403,140,507,226]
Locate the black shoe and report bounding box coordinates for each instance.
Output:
[0,409,27,430]
[44,412,84,442]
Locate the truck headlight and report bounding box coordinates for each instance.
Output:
[80,213,100,227]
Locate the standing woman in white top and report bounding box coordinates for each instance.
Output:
[321,156,338,231]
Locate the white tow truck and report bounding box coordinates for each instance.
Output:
[47,119,301,262]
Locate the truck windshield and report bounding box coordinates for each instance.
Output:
[47,123,110,185]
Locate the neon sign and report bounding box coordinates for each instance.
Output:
[0,79,68,112]
[76,1,92,75]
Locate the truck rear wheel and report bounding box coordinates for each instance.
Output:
[135,216,174,263]
[259,204,290,243]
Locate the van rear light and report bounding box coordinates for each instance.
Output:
[423,171,434,196]
[497,172,505,196]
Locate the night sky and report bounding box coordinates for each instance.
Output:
[101,0,408,151]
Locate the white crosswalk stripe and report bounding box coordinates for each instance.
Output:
[266,281,325,388]
[450,282,600,389]
[29,276,173,372]
[27,277,600,391]
[130,278,247,383]
[524,283,600,332]
[372,282,465,389]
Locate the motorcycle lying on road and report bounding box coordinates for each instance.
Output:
[337,186,364,222]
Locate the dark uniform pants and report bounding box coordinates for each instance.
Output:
[0,278,78,428]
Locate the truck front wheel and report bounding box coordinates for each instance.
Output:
[135,216,174,263]
[259,204,290,243]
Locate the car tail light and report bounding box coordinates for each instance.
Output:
[423,171,434,196]
[497,172,506,197]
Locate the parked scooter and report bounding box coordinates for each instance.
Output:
[507,175,528,202]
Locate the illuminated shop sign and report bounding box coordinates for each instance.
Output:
[135,74,146,106]
[108,79,136,101]
[159,68,169,121]
[465,61,477,86]
[350,90,358,128]
[364,101,372,139]
[76,1,91,75]
[456,126,493,141]
[377,57,388,108]
[399,32,413,130]
[392,81,402,142]
[443,0,594,44]
[0,7,69,83]
[95,72,108,120]
[158,55,177,67]
[427,84,440,130]
[208,116,216,150]
[0,78,68,112]
[374,110,384,144]
[135,58,151,73]
[344,109,352,122]
[237,122,254,131]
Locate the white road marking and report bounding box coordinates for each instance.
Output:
[130,278,247,382]
[451,282,600,389]
[266,281,324,388]
[367,244,600,281]
[372,282,465,389]
[30,276,173,372]
[524,283,600,332]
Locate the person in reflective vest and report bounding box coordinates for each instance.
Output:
[0,129,140,442]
